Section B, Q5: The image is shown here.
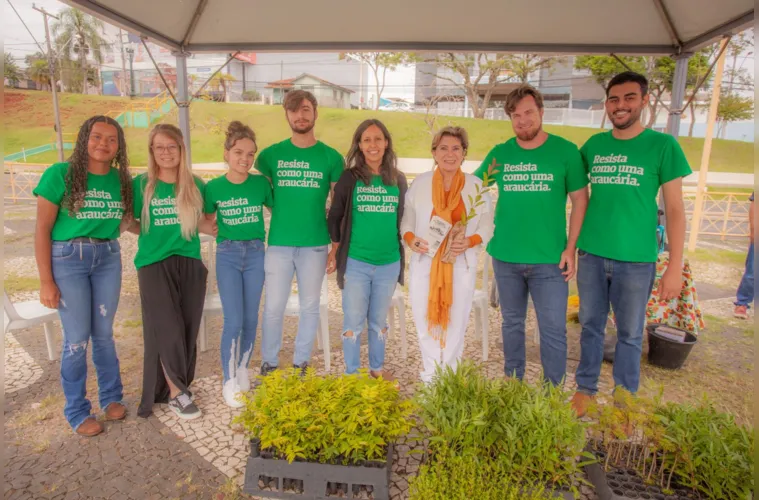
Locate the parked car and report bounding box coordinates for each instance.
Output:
[379,102,414,112]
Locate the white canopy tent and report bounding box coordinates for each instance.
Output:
[61,0,754,165]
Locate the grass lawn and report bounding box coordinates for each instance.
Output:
[5,89,755,173]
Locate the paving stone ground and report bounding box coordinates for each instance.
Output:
[4,203,747,500]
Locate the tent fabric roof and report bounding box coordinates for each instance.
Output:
[62,0,753,56]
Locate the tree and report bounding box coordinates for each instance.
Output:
[52,7,107,95]
[714,92,753,137]
[28,59,52,90]
[574,55,645,128]
[4,52,22,86]
[502,54,563,83]
[410,53,512,119]
[341,52,408,110]
[209,73,237,102]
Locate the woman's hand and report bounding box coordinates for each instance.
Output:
[198,216,218,237]
[410,237,430,254]
[449,233,468,257]
[40,280,60,309]
[327,244,338,274]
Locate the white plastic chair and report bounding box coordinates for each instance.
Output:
[472,253,491,361]
[4,292,59,361]
[386,284,408,360]
[286,276,330,371]
[197,236,217,352]
[199,274,331,370]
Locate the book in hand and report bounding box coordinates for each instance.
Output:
[426,215,452,258]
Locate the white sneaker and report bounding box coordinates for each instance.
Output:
[237,367,251,393]
[222,379,244,408]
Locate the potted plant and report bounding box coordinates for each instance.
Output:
[234,368,415,499]
[410,361,590,499]
[585,390,754,500]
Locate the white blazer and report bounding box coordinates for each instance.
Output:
[400,170,494,266]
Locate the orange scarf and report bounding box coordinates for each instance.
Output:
[427,167,465,347]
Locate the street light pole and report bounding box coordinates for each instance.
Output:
[33,4,64,161]
[126,47,136,98]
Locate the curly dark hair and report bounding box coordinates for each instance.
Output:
[345,119,398,186]
[63,116,133,220]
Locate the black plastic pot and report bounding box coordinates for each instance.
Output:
[646,324,697,370]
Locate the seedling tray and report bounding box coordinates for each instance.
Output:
[243,439,393,500]
[584,448,698,500]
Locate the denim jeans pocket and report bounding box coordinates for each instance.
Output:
[52,243,76,260]
[107,240,121,255]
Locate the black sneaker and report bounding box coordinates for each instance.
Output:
[168,392,201,420]
[260,362,277,376]
[293,362,308,377]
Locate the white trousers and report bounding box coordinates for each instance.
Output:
[409,255,477,382]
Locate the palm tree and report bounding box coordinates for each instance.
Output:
[28,59,52,91]
[51,7,107,95]
[4,52,22,86]
[209,73,237,102]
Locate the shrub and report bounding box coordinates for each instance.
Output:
[588,391,754,499]
[242,90,261,102]
[234,368,415,464]
[409,446,552,500]
[415,362,588,491]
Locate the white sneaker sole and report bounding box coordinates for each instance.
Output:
[171,407,202,420]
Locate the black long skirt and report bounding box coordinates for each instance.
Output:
[136,255,207,418]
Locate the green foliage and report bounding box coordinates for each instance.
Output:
[462,157,499,226]
[233,368,415,464]
[415,362,588,490]
[717,93,754,123]
[409,446,552,500]
[241,90,261,102]
[589,392,754,499]
[5,52,22,86]
[656,400,754,499]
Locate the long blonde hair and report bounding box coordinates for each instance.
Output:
[141,124,203,240]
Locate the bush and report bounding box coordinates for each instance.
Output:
[589,391,754,499]
[414,362,588,491]
[656,400,753,499]
[234,368,415,464]
[242,90,261,102]
[409,446,552,500]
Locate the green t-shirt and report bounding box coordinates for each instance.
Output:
[348,175,401,266]
[33,162,125,241]
[474,135,589,264]
[578,129,692,262]
[132,173,205,269]
[203,173,273,244]
[255,139,344,246]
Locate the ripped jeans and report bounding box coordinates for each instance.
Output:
[51,239,124,431]
[216,239,265,384]
[341,258,400,374]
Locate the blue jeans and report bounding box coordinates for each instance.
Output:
[735,242,754,307]
[261,245,328,367]
[341,258,400,374]
[216,240,266,383]
[492,258,568,386]
[575,251,656,396]
[51,240,124,431]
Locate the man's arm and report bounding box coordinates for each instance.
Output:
[660,178,686,300]
[558,187,589,281]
